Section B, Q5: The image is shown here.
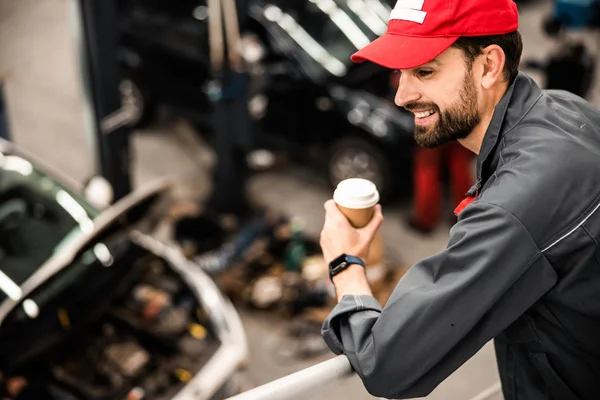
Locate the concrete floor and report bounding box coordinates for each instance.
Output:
[1,0,599,399]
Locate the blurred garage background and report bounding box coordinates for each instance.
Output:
[0,0,599,399]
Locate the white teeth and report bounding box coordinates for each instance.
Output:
[415,110,435,118]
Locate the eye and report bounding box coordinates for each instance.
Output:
[417,69,433,78]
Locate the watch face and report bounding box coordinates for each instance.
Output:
[331,253,347,266]
[329,254,364,281]
[330,261,348,276]
[330,253,350,277]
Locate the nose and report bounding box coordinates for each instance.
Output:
[394,73,421,108]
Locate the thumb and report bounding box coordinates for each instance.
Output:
[362,204,384,239]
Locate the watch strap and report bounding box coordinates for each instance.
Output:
[329,254,365,282]
[346,255,364,266]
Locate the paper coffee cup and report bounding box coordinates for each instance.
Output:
[333,178,380,228]
[333,178,385,269]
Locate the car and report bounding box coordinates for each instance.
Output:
[115,0,416,201]
[0,140,249,400]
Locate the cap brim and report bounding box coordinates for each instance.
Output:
[351,34,459,70]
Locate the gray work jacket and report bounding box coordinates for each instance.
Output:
[321,73,600,400]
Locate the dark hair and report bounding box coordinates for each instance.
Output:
[451,31,523,84]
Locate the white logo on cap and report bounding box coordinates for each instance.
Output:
[389,0,427,24]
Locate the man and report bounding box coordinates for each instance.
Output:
[319,0,600,399]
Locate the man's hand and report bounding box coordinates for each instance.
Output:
[320,200,384,264]
[320,200,384,301]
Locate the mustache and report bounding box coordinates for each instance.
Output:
[403,102,439,112]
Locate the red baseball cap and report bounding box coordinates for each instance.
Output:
[351,0,519,69]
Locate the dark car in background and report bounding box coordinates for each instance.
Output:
[0,140,248,399]
[116,0,416,200]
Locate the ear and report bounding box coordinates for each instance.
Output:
[480,45,506,89]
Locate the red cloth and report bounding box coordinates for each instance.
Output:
[412,142,473,230]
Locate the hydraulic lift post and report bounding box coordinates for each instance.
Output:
[74,0,253,209]
[73,0,133,202]
[205,0,253,220]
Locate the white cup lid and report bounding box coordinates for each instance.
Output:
[333,178,380,209]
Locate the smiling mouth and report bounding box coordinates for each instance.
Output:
[414,110,435,118]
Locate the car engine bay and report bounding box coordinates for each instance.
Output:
[1,250,223,400]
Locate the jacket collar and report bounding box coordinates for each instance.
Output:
[470,72,543,195]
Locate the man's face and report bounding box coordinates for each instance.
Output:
[394,47,481,148]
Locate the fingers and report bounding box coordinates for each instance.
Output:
[323,199,350,227]
[364,204,384,238]
[323,199,341,218]
[323,200,383,232]
[320,200,384,264]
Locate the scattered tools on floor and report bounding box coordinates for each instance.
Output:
[170,201,407,360]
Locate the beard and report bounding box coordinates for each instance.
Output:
[406,71,481,149]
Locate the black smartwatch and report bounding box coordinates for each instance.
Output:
[329,254,365,282]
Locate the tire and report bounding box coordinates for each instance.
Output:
[327,137,395,202]
[119,73,154,129]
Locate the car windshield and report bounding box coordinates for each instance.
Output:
[0,153,100,303]
[272,0,391,76]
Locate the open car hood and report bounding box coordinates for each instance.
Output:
[0,178,172,324]
[0,180,249,399]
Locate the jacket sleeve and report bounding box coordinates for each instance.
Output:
[321,201,558,399]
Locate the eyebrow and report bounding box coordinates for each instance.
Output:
[422,59,442,67]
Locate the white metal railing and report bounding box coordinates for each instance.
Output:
[225,355,354,400]
[225,355,504,400]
